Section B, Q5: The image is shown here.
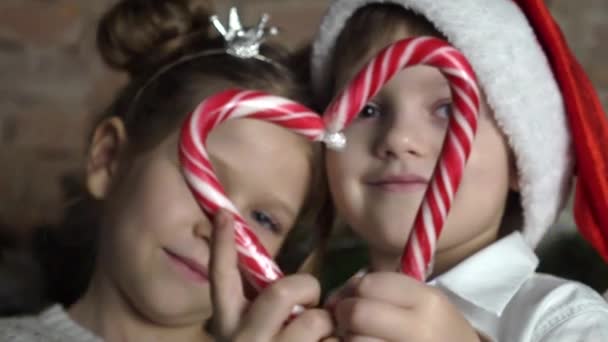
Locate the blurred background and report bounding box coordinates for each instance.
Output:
[1,0,607,314]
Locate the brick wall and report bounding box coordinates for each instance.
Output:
[1,0,607,237]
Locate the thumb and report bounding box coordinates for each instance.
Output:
[209,209,248,339]
[325,269,367,310]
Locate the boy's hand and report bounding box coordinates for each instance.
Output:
[328,272,481,341]
[210,209,334,342]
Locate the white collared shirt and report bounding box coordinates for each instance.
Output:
[429,232,608,341]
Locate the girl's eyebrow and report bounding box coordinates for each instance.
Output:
[259,192,298,222]
[373,90,390,106]
[207,156,299,221]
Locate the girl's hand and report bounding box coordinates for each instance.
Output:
[210,210,334,342]
[328,272,481,342]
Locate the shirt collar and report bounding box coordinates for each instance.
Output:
[429,232,539,316]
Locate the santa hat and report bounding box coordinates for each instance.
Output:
[311,0,608,261]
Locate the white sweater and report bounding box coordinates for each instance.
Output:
[0,305,101,342]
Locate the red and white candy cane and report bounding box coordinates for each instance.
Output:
[179,89,325,291]
[323,37,481,281]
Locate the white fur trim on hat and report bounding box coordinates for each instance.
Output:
[311,0,573,247]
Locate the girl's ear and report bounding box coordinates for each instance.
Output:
[86,117,129,200]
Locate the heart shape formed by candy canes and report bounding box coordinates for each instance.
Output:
[179,36,481,297]
[323,36,481,281]
[179,89,326,291]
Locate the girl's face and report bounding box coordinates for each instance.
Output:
[326,31,517,273]
[87,117,314,325]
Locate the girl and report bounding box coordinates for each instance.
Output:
[311,0,608,341]
[0,0,333,341]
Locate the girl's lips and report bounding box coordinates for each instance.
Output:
[163,248,209,284]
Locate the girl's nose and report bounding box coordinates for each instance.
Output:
[193,217,212,241]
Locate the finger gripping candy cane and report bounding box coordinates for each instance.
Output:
[324,37,481,281]
[179,89,325,291]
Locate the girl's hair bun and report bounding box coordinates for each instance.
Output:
[97,0,215,75]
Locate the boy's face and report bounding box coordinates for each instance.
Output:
[327,35,517,274]
[88,118,313,326]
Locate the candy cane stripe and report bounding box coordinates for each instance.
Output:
[323,37,480,281]
[180,89,325,293]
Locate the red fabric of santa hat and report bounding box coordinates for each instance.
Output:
[512,0,608,261]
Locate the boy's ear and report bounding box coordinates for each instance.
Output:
[509,154,521,192]
[86,117,129,200]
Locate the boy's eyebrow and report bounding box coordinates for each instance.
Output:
[435,75,453,90]
[420,74,451,90]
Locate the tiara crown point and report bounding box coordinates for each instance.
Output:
[210,7,278,59]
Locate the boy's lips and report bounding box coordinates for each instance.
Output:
[163,248,209,284]
[365,173,429,192]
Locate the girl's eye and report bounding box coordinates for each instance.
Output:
[358,103,382,120]
[251,210,282,234]
[435,102,453,119]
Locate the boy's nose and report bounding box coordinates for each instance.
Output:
[375,120,425,160]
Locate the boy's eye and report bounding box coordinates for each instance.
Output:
[435,102,453,119]
[251,210,282,234]
[358,103,382,119]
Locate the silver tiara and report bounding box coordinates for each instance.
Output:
[126,8,283,121]
[210,7,279,59]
